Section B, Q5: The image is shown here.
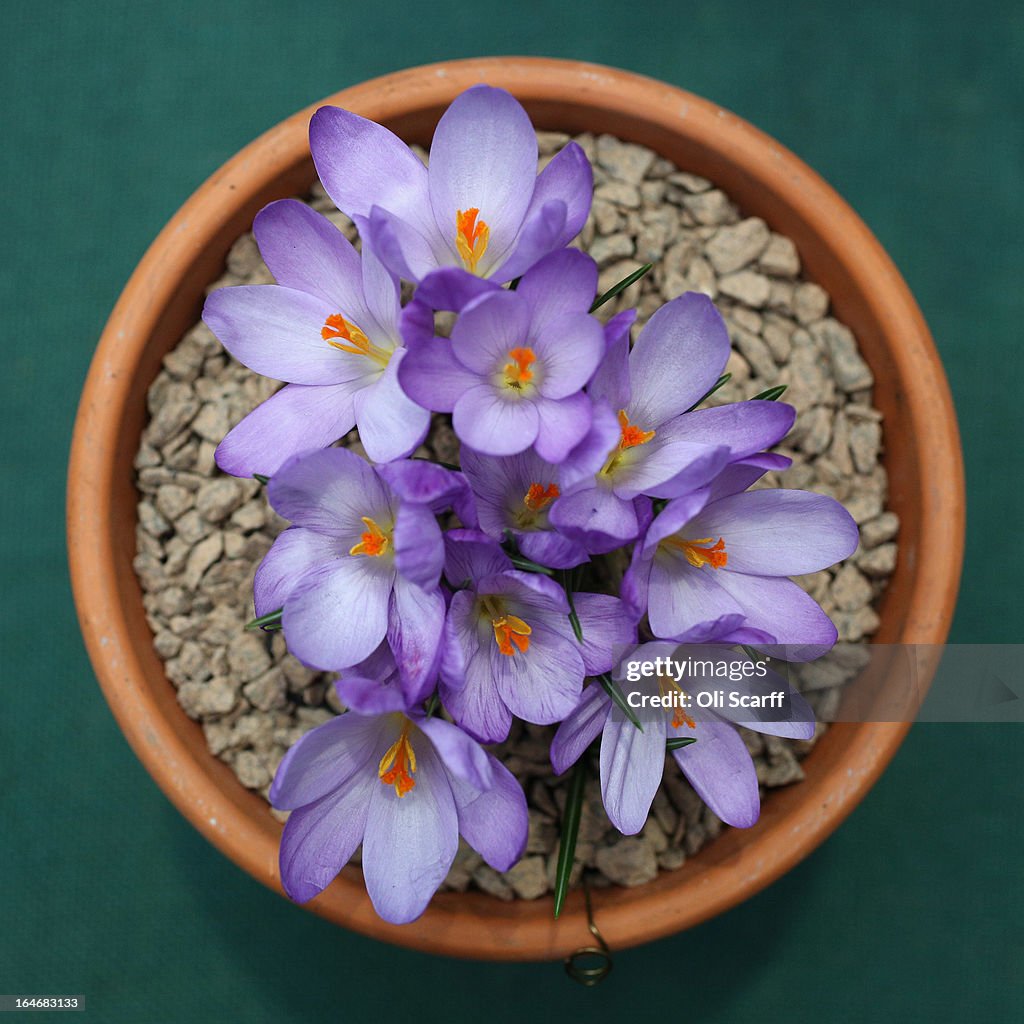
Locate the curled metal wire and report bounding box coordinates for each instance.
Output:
[564,876,613,986]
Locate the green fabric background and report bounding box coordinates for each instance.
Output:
[2,0,1021,1019]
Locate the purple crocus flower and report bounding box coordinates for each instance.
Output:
[458,444,589,570]
[624,465,859,661]
[549,292,797,552]
[309,84,592,299]
[439,531,635,743]
[397,249,604,461]
[253,448,469,698]
[271,681,527,923]
[203,199,429,476]
[551,643,815,833]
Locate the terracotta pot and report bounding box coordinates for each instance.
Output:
[67,57,964,961]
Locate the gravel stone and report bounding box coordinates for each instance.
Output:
[588,232,635,267]
[759,233,801,276]
[155,484,193,521]
[596,134,655,184]
[196,478,244,523]
[594,837,659,887]
[227,633,272,683]
[184,532,223,589]
[706,217,770,274]
[831,564,874,611]
[861,512,900,548]
[178,677,238,717]
[793,281,830,324]
[594,181,640,209]
[505,856,549,900]
[682,189,737,226]
[718,270,771,307]
[811,318,874,392]
[857,543,898,577]
[849,419,882,473]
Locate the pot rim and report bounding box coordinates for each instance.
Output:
[67,57,964,961]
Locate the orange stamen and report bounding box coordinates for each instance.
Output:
[617,409,656,450]
[321,314,390,366]
[665,536,728,569]
[523,482,560,513]
[349,516,390,558]
[456,208,490,273]
[378,721,417,797]
[672,706,696,730]
[503,347,536,388]
[492,614,532,657]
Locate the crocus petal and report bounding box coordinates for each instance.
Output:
[443,529,513,588]
[278,770,376,903]
[490,623,585,725]
[628,292,730,425]
[566,592,637,675]
[428,85,538,273]
[640,490,713,558]
[450,289,530,375]
[655,401,796,461]
[391,501,444,590]
[518,141,593,252]
[388,578,445,702]
[215,380,359,479]
[352,353,430,463]
[414,267,502,313]
[309,105,437,244]
[254,526,347,617]
[600,707,667,835]
[516,529,590,571]
[269,711,385,810]
[416,715,493,791]
[440,651,514,745]
[492,200,569,283]
[557,401,621,492]
[448,754,528,871]
[203,285,371,385]
[333,672,409,716]
[377,460,467,512]
[709,572,839,661]
[705,452,793,502]
[673,718,760,828]
[479,568,570,614]
[397,331,478,413]
[610,438,731,501]
[621,543,652,622]
[688,490,860,575]
[588,309,635,411]
[532,312,605,400]
[514,248,598,332]
[453,386,540,456]
[362,206,445,284]
[253,199,388,337]
[362,742,458,924]
[548,485,640,553]
[267,447,391,537]
[533,393,593,464]
[647,556,746,641]
[550,684,611,775]
[359,241,402,341]
[283,557,393,670]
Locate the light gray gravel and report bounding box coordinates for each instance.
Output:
[132,130,899,899]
